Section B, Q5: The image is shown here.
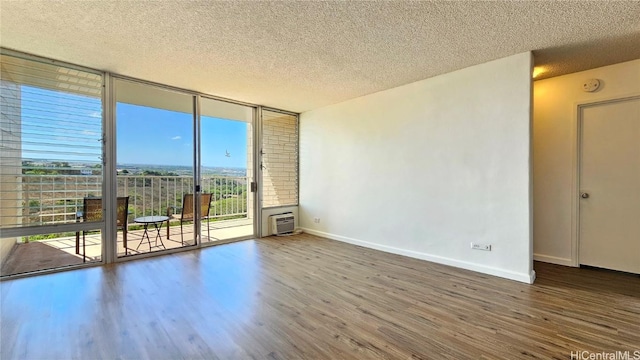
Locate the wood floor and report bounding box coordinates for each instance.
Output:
[1,234,638,359]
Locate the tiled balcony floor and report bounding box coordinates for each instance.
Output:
[1,218,253,277]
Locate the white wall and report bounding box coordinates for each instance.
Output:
[533,59,640,266]
[299,52,534,283]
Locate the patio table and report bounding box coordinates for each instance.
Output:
[134,216,169,251]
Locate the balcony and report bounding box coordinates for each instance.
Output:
[14,174,249,225]
[1,54,300,279]
[0,174,253,277]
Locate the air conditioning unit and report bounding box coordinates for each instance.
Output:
[270,213,295,235]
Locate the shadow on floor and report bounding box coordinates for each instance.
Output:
[1,241,86,276]
[1,218,254,277]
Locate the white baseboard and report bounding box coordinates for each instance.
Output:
[301,228,536,284]
[533,253,575,267]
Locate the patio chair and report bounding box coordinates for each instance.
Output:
[166,193,212,245]
[75,196,129,261]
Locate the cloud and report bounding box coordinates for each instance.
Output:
[171,136,181,140]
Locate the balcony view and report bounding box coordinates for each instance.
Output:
[0,58,256,277]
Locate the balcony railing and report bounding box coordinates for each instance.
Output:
[3,174,248,228]
[118,175,248,220]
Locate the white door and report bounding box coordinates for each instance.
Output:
[579,96,640,274]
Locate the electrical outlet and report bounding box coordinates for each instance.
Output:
[471,243,491,251]
[314,217,320,223]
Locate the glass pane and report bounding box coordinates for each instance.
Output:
[0,227,103,276]
[200,98,254,242]
[115,79,194,257]
[0,54,104,276]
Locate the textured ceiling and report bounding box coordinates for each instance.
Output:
[1,1,639,112]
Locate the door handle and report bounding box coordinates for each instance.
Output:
[580,192,589,199]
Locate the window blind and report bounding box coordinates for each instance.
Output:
[0,54,103,228]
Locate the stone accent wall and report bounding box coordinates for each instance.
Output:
[261,111,298,208]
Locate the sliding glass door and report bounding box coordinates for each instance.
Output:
[200,97,254,243]
[115,79,195,257]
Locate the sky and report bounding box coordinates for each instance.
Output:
[20,86,248,169]
[117,103,248,168]
[20,86,103,164]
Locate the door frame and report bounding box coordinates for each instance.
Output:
[110,76,200,261]
[197,96,259,246]
[110,77,260,261]
[571,94,640,267]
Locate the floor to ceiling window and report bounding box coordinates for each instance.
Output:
[0,53,105,276]
[0,50,298,278]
